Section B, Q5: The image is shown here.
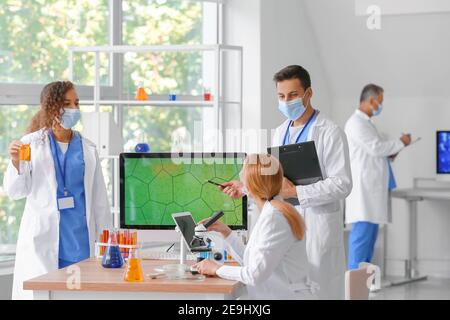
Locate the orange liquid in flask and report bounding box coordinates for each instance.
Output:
[124,258,144,282]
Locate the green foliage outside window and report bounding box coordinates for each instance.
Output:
[0,0,206,244]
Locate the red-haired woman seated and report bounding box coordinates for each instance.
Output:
[194,154,317,299]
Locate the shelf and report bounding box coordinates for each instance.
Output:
[79,100,242,107]
[69,44,242,54]
[79,100,214,107]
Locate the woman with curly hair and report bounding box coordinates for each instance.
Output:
[3,81,111,300]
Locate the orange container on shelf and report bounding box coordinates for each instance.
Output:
[19,144,31,161]
[135,86,148,101]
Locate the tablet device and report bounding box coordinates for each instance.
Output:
[267,141,323,206]
[171,212,197,250]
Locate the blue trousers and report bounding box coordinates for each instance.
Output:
[348,221,379,270]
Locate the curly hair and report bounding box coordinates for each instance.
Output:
[27,81,75,134]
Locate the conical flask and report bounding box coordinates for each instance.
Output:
[123,247,144,282]
[102,230,123,268]
[135,85,148,101]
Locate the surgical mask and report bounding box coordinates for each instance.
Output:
[278,92,308,121]
[371,103,383,117]
[60,108,81,129]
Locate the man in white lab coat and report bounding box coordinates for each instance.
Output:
[344,84,412,270]
[221,65,353,299]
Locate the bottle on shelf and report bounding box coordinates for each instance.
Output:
[135,83,149,101]
[135,133,150,153]
[168,93,177,101]
[203,87,212,101]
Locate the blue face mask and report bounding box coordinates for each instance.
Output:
[278,92,307,121]
[60,108,81,129]
[371,103,383,117]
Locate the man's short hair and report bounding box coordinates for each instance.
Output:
[273,65,311,90]
[360,84,384,103]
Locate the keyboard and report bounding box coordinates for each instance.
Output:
[142,251,197,261]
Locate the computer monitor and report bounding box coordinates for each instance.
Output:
[120,152,247,241]
[437,131,450,175]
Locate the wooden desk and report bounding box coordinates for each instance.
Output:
[24,258,245,300]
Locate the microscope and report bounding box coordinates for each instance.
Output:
[190,210,224,251]
[189,211,225,273]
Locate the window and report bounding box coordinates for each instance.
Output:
[121,0,216,151]
[0,0,109,85]
[123,107,204,151]
[0,0,222,245]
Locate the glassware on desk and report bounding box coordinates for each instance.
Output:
[162,264,188,280]
[123,247,144,282]
[101,230,123,268]
[119,229,138,259]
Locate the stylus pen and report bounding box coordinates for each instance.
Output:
[206,180,225,187]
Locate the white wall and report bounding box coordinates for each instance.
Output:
[259,0,332,145]
[224,0,331,152]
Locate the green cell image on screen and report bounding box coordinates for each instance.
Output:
[122,156,245,227]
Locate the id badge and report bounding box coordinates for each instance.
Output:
[58,195,75,210]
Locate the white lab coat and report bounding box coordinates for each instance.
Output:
[344,110,404,224]
[216,198,316,299]
[3,129,111,300]
[272,113,353,300]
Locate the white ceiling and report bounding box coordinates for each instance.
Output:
[303,0,450,100]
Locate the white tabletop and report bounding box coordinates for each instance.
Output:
[391,188,450,201]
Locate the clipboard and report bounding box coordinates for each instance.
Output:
[267,141,323,206]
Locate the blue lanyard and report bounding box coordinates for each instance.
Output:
[50,131,72,196]
[282,110,318,145]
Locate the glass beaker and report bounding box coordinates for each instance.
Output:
[19,144,31,161]
[102,230,123,268]
[123,247,144,282]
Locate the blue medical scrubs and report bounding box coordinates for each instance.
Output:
[49,131,90,269]
[348,158,396,269]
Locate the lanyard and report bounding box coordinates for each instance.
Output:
[282,109,318,145]
[50,131,72,196]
